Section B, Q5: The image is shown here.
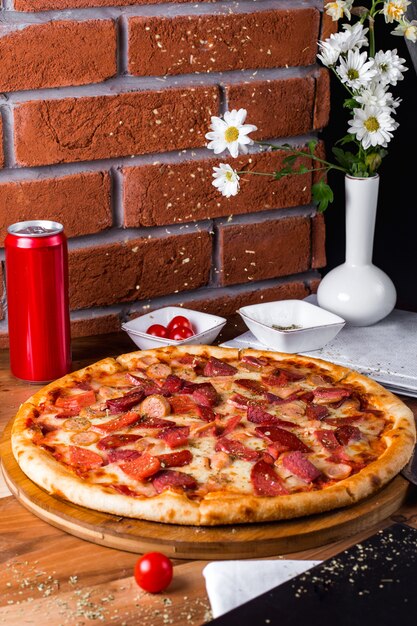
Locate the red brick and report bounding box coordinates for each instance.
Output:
[313,68,331,130]
[0,172,112,246]
[71,312,121,338]
[15,0,204,9]
[0,21,116,92]
[310,277,321,294]
[123,151,312,228]
[68,231,212,310]
[0,115,4,168]
[321,12,339,40]
[226,77,315,141]
[0,331,8,349]
[128,8,320,76]
[14,87,219,167]
[218,216,311,286]
[178,281,311,319]
[0,263,4,321]
[311,213,327,269]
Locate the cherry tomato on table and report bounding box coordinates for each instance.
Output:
[166,315,194,335]
[168,325,194,341]
[146,324,168,338]
[134,552,173,593]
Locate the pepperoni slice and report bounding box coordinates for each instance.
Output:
[247,405,295,428]
[192,382,219,408]
[221,415,242,436]
[157,450,193,468]
[240,355,270,369]
[160,375,185,394]
[152,470,197,493]
[234,378,265,394]
[106,390,145,414]
[169,395,198,415]
[107,449,141,463]
[306,403,329,420]
[97,433,142,450]
[196,405,216,422]
[228,393,265,410]
[55,389,96,411]
[274,367,305,382]
[282,451,321,483]
[215,437,260,462]
[68,446,104,470]
[251,459,289,496]
[125,374,163,396]
[335,425,362,445]
[136,416,176,429]
[119,453,161,481]
[314,429,340,451]
[254,426,310,452]
[95,411,141,433]
[264,391,299,405]
[313,387,351,403]
[203,356,237,377]
[158,426,190,449]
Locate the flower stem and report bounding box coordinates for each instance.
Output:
[255,141,347,173]
[236,170,275,177]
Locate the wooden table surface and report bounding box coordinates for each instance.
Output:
[1,322,417,626]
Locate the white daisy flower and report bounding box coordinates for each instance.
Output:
[340,22,369,51]
[325,0,353,20]
[325,22,369,55]
[383,0,410,23]
[337,49,378,90]
[348,105,399,149]
[317,40,341,67]
[373,49,408,85]
[212,164,240,197]
[205,109,257,158]
[392,19,417,42]
[356,83,401,110]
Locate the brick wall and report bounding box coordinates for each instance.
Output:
[0,1,334,347]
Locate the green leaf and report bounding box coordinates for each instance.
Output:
[307,139,318,154]
[343,98,359,109]
[312,181,333,212]
[332,147,355,170]
[283,154,298,166]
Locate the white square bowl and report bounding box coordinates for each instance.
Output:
[121,306,227,350]
[238,299,345,353]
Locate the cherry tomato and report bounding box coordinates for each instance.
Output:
[168,325,194,341]
[146,324,168,338]
[166,315,193,334]
[134,552,173,593]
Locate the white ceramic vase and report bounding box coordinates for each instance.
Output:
[317,174,396,326]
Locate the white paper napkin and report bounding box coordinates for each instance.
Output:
[203,559,321,618]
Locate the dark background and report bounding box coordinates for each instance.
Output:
[321,8,417,312]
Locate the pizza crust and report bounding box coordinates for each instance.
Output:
[11,346,416,526]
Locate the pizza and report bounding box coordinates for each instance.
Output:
[11,345,416,526]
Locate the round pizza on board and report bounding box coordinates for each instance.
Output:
[11,345,416,526]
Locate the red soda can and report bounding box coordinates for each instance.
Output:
[5,220,72,382]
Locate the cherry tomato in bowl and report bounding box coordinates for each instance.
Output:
[168,325,194,341]
[146,324,168,338]
[166,315,194,335]
[134,552,173,593]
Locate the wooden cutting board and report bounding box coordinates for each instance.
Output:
[1,420,410,560]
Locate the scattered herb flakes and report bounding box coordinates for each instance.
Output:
[272,324,302,331]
